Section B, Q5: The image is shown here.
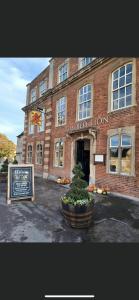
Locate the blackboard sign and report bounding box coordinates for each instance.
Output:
[7,164,34,204]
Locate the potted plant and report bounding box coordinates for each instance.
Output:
[61,163,94,228]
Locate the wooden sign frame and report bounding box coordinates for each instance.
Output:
[93,154,106,165]
[7,164,34,204]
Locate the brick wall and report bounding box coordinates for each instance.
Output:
[23,57,139,198]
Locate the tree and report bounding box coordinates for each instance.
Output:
[0,133,16,159]
[66,163,89,201]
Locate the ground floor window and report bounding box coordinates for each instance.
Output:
[108,128,134,176]
[36,143,43,165]
[54,139,64,167]
[27,145,32,163]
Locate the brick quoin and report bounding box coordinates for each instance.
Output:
[22,57,139,199]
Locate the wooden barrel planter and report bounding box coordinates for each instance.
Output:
[62,202,94,229]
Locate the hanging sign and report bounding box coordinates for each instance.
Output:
[7,164,34,204]
[30,111,42,126]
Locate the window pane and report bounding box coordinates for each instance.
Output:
[110,148,119,172]
[113,80,118,90]
[119,76,125,87]
[87,109,91,117]
[126,85,132,95]
[121,148,131,174]
[113,100,118,110]
[126,63,132,74]
[88,84,91,92]
[110,135,119,147]
[126,73,132,84]
[113,90,118,100]
[126,95,132,106]
[121,135,132,146]
[119,87,125,98]
[119,98,125,108]
[113,70,119,80]
[120,66,125,77]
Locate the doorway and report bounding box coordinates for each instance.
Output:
[76,139,90,183]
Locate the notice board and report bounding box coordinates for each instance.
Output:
[7,164,34,204]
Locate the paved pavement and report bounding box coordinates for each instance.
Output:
[0,177,139,242]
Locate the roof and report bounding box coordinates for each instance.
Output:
[17,131,24,138]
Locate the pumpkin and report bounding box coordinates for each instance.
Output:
[57,179,61,184]
[97,188,103,194]
[87,186,94,192]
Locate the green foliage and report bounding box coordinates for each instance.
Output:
[1,158,9,173]
[13,157,18,164]
[0,133,16,159]
[65,163,90,203]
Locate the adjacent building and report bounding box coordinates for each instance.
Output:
[22,58,139,199]
[16,131,24,163]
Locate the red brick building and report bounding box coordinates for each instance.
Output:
[22,57,139,199]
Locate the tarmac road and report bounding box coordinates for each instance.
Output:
[0,177,139,242]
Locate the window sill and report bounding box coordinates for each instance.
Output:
[55,123,66,128]
[108,172,135,178]
[75,116,92,123]
[53,165,64,169]
[108,104,137,115]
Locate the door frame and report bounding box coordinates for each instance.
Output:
[70,132,96,184]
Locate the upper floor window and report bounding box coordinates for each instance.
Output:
[54,139,64,167]
[28,116,34,135]
[59,63,68,83]
[31,88,36,103]
[112,63,132,111]
[109,134,132,175]
[38,109,45,132]
[27,145,32,163]
[36,143,43,165]
[78,84,92,120]
[56,97,66,126]
[80,57,93,68]
[39,80,47,97]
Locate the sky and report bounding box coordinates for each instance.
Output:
[0,58,50,144]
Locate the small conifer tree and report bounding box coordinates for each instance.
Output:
[66,163,89,201]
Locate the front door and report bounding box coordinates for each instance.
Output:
[76,139,90,183]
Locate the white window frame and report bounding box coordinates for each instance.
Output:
[39,79,47,97]
[27,144,33,163]
[54,139,64,168]
[56,97,66,126]
[111,62,133,111]
[77,84,92,121]
[30,88,36,103]
[109,134,132,176]
[58,61,68,83]
[36,143,43,165]
[28,119,34,135]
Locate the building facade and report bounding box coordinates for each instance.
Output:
[16,131,24,163]
[22,58,139,199]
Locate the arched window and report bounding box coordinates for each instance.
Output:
[56,97,66,126]
[36,143,43,165]
[112,63,133,110]
[78,84,92,120]
[27,145,32,163]
[54,139,64,167]
[109,134,132,175]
